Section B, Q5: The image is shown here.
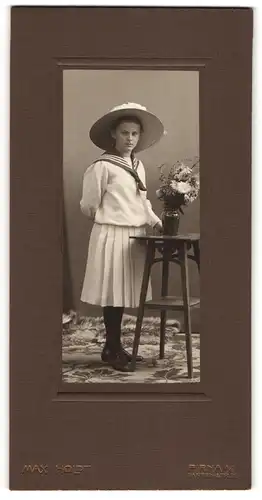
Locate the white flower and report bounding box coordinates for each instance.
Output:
[170,180,178,190]
[176,181,192,194]
[170,180,191,194]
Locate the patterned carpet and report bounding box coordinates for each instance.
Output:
[62,312,200,384]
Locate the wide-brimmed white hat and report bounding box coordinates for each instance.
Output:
[89,102,165,153]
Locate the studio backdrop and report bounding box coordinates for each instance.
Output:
[63,69,199,330]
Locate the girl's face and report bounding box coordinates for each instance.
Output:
[111,121,141,156]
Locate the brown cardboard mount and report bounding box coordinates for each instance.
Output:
[10,7,252,490]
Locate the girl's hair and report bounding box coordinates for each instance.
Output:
[111,115,143,133]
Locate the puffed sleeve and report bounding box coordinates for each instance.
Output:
[80,161,109,219]
[137,161,162,227]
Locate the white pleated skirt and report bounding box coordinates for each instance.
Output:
[80,223,152,308]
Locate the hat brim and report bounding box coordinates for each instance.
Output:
[89,108,164,153]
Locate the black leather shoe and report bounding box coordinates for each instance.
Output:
[101,347,131,372]
[101,345,143,363]
[121,348,144,362]
[109,352,131,372]
[101,344,111,362]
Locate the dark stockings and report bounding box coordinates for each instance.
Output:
[103,306,124,352]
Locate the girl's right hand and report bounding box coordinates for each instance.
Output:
[153,221,163,234]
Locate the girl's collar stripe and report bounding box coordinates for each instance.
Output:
[101,154,139,170]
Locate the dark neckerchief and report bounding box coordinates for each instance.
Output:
[93,151,147,192]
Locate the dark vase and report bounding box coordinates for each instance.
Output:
[162,209,180,236]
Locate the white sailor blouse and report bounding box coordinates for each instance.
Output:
[80,155,161,228]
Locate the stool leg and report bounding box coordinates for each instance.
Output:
[130,242,155,371]
[180,242,193,378]
[192,241,200,272]
[160,245,169,359]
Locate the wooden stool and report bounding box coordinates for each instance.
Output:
[129,234,200,377]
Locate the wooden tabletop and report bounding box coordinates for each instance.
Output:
[130,233,200,242]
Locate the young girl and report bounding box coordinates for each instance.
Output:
[80,103,164,371]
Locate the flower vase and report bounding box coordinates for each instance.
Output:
[161,208,180,236]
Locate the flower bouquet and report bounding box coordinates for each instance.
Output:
[156,157,200,236]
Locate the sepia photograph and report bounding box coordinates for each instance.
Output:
[62,69,200,384]
[9,6,252,490]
